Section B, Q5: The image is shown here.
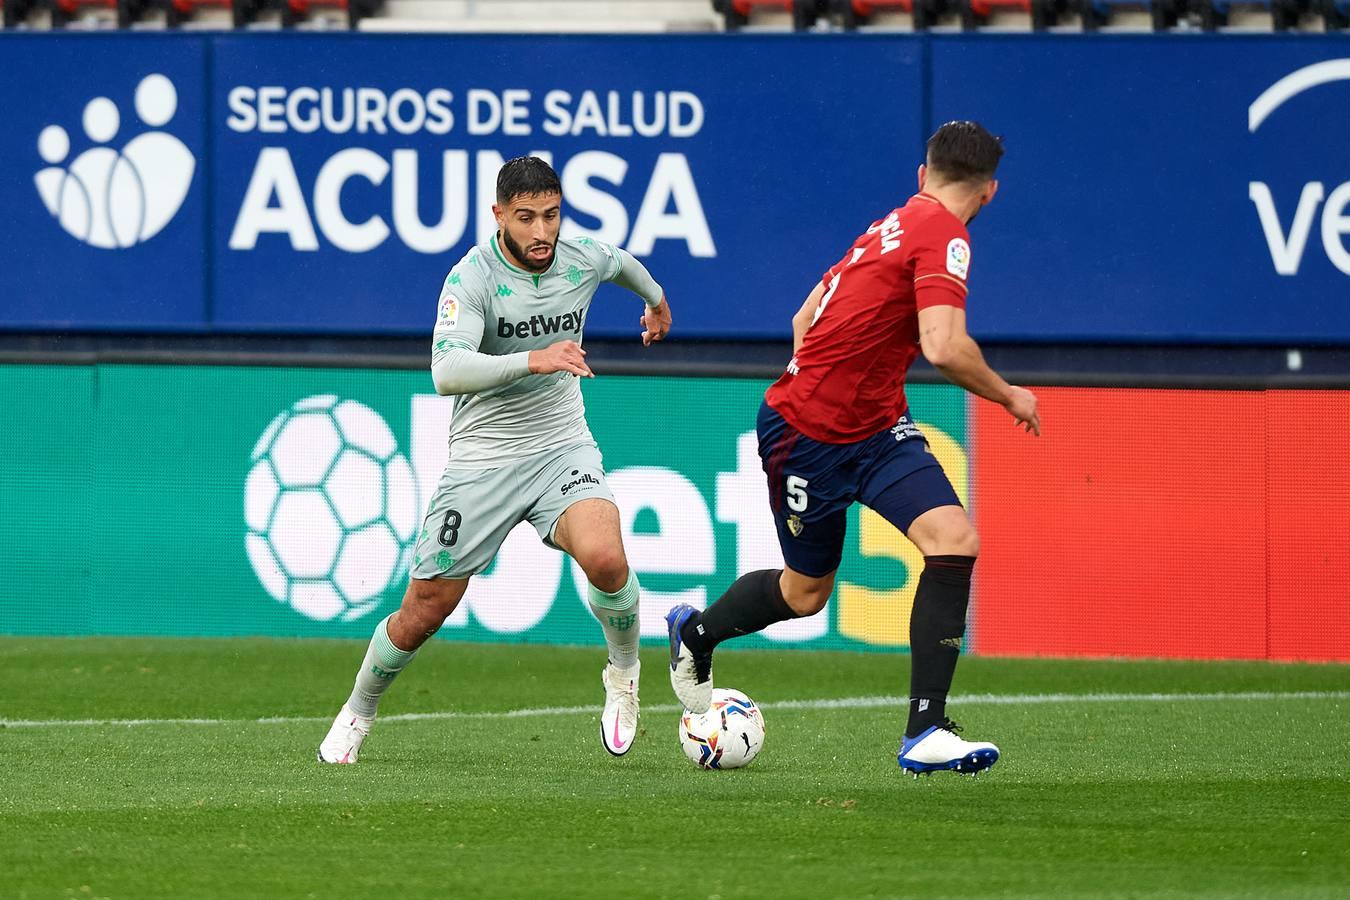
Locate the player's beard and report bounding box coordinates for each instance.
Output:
[502,230,555,272]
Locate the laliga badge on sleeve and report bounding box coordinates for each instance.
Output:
[438,293,460,329]
[946,238,971,280]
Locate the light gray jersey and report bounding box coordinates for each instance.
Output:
[431,234,658,466]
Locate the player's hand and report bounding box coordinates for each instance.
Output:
[528,340,593,378]
[641,297,672,347]
[1003,385,1040,436]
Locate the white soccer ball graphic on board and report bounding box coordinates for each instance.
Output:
[244,395,420,622]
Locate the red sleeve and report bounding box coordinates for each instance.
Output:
[916,279,967,311]
[912,219,971,310]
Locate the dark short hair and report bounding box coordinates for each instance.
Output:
[496,156,562,205]
[926,121,1004,185]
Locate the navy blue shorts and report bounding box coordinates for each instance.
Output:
[756,400,961,578]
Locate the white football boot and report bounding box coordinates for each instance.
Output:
[897,719,1000,777]
[665,604,713,713]
[600,660,640,756]
[317,704,373,764]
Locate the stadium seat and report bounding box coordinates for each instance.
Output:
[362,1,720,33]
[833,0,944,30]
[713,0,822,28]
[1079,0,1180,30]
[962,0,1059,29]
[1189,0,1303,28]
[236,0,381,27]
[1326,0,1350,28]
[40,0,115,27]
[117,0,230,27]
[2,0,35,26]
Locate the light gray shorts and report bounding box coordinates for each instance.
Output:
[409,441,614,580]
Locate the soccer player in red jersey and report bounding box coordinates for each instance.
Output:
[666,121,1039,777]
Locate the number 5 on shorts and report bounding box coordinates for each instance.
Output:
[786,476,809,512]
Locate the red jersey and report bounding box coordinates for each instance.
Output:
[765,192,972,444]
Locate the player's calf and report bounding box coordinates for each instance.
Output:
[316,599,436,764]
[666,568,802,713]
[388,577,466,648]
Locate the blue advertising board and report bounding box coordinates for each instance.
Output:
[0,36,207,330]
[0,33,1346,343]
[0,33,922,338]
[207,35,922,337]
[930,36,1350,344]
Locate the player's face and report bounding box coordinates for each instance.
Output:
[494,192,562,272]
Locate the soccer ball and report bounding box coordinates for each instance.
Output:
[678,688,766,770]
[244,394,420,623]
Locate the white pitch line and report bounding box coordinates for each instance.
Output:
[1,690,1346,730]
[772,690,1350,709]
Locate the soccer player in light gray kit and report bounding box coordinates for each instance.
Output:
[320,157,672,763]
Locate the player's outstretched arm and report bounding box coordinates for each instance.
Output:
[607,247,670,345]
[431,340,594,396]
[431,347,532,396]
[431,263,545,396]
[641,297,672,347]
[918,304,1040,436]
[528,340,594,378]
[791,282,827,354]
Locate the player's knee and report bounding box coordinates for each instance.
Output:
[779,567,835,616]
[784,592,830,616]
[782,581,832,616]
[936,524,980,559]
[581,546,629,594]
[404,578,459,622]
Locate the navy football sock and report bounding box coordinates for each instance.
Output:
[681,569,795,655]
[906,555,975,738]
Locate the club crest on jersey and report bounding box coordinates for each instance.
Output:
[438,293,460,329]
[946,238,971,279]
[787,514,805,537]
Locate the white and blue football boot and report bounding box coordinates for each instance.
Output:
[898,719,999,778]
[665,604,713,714]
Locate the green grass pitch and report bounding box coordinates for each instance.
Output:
[2,638,1347,898]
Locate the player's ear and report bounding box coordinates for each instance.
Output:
[492,203,504,228]
[983,179,999,205]
[917,164,927,192]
